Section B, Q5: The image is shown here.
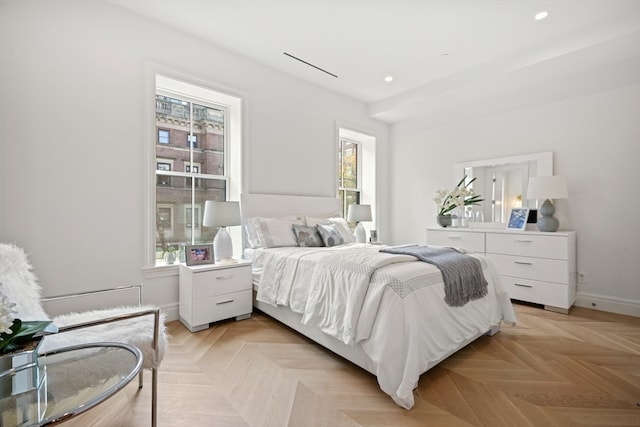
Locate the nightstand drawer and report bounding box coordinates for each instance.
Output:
[192,289,252,325]
[486,233,567,259]
[487,254,568,283]
[502,276,571,309]
[426,230,485,253]
[192,265,252,297]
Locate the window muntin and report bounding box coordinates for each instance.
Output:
[154,91,228,265]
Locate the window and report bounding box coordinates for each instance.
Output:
[156,160,172,186]
[338,138,361,218]
[337,127,376,235]
[185,163,200,174]
[154,83,229,265]
[187,134,197,148]
[185,163,201,188]
[158,129,170,144]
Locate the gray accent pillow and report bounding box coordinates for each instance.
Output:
[316,224,345,247]
[292,224,324,247]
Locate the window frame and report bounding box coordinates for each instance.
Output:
[145,71,244,271]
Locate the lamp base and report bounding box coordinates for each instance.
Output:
[536,199,559,232]
[213,227,233,261]
[354,223,367,243]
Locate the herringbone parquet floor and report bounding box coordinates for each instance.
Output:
[65,303,640,427]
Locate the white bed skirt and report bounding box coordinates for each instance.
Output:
[253,289,500,405]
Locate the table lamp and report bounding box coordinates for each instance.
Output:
[203,200,241,261]
[347,204,372,243]
[526,176,568,232]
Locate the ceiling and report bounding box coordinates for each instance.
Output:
[108,0,640,124]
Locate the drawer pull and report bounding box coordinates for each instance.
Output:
[216,275,234,280]
[514,239,533,243]
[514,261,533,265]
[216,299,234,305]
[514,283,533,288]
[447,235,461,239]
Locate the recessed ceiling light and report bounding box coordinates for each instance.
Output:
[384,76,393,83]
[534,10,549,21]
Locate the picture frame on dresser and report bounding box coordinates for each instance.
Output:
[507,208,529,230]
[185,244,214,266]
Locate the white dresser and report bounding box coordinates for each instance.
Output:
[426,227,576,313]
[179,261,253,332]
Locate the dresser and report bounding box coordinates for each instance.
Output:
[426,227,576,313]
[179,260,253,332]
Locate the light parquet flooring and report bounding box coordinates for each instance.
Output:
[64,303,640,427]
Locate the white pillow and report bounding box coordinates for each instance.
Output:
[248,216,304,248]
[244,217,263,248]
[305,216,356,243]
[316,224,346,247]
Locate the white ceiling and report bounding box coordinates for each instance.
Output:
[108,0,640,124]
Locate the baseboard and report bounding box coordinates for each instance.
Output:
[160,302,180,322]
[575,292,640,317]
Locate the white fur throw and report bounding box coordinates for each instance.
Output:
[0,242,168,370]
[41,306,168,370]
[0,243,49,320]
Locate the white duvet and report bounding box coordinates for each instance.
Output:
[254,243,516,409]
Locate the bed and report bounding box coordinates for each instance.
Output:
[240,193,517,409]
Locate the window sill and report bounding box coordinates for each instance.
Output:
[142,263,180,279]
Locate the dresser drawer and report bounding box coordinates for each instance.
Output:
[426,230,485,253]
[192,289,252,325]
[192,265,252,297]
[487,254,568,283]
[501,276,572,309]
[486,233,568,259]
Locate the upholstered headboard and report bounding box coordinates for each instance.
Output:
[240,193,341,220]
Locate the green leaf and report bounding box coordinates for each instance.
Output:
[13,321,52,339]
[0,320,52,354]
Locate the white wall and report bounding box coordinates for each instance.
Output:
[0,0,389,317]
[389,84,640,316]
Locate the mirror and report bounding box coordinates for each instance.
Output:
[454,152,553,224]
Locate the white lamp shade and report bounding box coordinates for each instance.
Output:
[202,201,241,227]
[202,201,240,261]
[526,176,568,200]
[347,204,372,222]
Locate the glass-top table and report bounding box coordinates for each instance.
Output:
[0,342,143,426]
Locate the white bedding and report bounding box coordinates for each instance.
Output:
[253,242,517,409]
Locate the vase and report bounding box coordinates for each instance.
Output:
[436,214,452,227]
[165,251,177,264]
[536,199,559,232]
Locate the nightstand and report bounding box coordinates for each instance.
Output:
[179,260,252,332]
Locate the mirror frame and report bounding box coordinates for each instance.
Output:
[453,151,553,225]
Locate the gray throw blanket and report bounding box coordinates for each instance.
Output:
[380,245,488,307]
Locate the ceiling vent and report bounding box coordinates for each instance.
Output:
[283,52,338,78]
